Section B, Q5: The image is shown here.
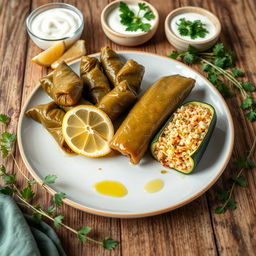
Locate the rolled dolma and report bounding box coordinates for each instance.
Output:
[96,80,137,121]
[80,56,111,104]
[40,62,83,106]
[52,61,83,106]
[26,102,74,154]
[110,75,195,164]
[100,46,123,86]
[115,59,145,92]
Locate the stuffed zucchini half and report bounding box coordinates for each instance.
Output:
[151,101,216,174]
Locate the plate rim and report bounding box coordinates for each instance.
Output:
[17,51,234,218]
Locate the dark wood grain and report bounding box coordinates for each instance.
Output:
[0,0,256,255]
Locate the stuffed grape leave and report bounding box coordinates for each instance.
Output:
[115,59,145,92]
[40,62,83,106]
[97,80,137,121]
[100,46,123,86]
[110,75,195,164]
[80,56,111,104]
[26,102,74,154]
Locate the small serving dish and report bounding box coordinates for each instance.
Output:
[101,0,159,46]
[165,6,221,51]
[26,3,84,50]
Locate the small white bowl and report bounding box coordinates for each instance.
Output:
[165,6,221,51]
[101,0,159,46]
[26,3,84,50]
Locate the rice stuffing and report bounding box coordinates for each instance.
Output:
[154,103,213,172]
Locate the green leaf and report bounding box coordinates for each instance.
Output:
[233,157,248,168]
[47,205,56,215]
[247,159,256,168]
[201,63,211,71]
[28,179,36,185]
[0,145,8,158]
[214,57,226,68]
[21,184,34,200]
[232,176,247,187]
[0,186,14,195]
[143,11,155,21]
[0,114,10,124]
[77,233,87,243]
[212,43,225,56]
[231,68,244,77]
[77,226,92,235]
[138,2,147,10]
[0,132,16,144]
[0,165,6,175]
[126,22,140,32]
[43,174,57,185]
[139,23,151,32]
[240,97,253,109]
[3,174,16,184]
[241,82,255,92]
[103,237,118,250]
[227,199,237,210]
[168,51,181,59]
[246,110,256,122]
[183,52,195,64]
[217,189,229,201]
[215,206,226,214]
[53,192,66,206]
[54,215,64,228]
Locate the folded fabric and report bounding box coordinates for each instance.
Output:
[0,190,66,256]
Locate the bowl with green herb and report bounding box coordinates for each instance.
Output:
[101,0,159,46]
[165,6,221,51]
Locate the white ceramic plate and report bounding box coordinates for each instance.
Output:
[18,51,234,218]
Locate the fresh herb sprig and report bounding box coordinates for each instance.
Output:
[119,1,155,32]
[0,115,118,250]
[215,137,256,213]
[177,18,209,39]
[168,43,256,121]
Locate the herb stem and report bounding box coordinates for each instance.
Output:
[200,58,248,98]
[10,153,29,181]
[219,136,256,211]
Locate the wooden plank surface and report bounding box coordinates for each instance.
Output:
[0,0,255,255]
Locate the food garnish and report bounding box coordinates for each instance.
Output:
[51,40,86,69]
[119,1,155,32]
[151,102,216,174]
[0,113,118,250]
[62,105,114,157]
[31,40,66,67]
[176,18,209,39]
[168,43,256,121]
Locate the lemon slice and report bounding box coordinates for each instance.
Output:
[31,41,66,67]
[51,40,86,69]
[62,105,114,157]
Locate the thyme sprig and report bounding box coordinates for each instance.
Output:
[0,114,118,250]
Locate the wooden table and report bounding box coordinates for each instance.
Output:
[1,0,256,255]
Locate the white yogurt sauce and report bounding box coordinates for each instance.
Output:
[170,13,216,42]
[107,4,155,35]
[31,8,81,39]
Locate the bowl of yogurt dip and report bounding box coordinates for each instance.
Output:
[101,0,159,46]
[26,3,84,50]
[165,6,221,51]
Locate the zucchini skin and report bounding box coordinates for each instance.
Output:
[151,101,217,174]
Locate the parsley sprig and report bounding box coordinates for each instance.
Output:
[119,1,155,32]
[215,137,256,213]
[177,18,209,39]
[168,43,256,121]
[0,115,118,250]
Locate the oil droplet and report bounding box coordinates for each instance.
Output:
[98,167,102,171]
[144,179,164,193]
[161,170,168,174]
[94,180,127,197]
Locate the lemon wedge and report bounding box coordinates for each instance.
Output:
[62,105,114,157]
[51,40,86,69]
[31,41,66,67]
